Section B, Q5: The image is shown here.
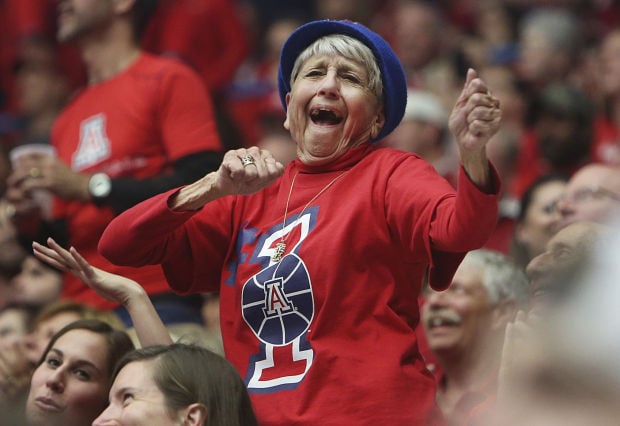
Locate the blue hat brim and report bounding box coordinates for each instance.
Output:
[277,20,407,142]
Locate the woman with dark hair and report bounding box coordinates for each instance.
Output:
[31,237,256,425]
[93,343,257,426]
[0,301,128,425]
[24,319,134,426]
[511,173,568,269]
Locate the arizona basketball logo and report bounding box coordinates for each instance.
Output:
[240,210,317,391]
[73,113,111,170]
[242,253,314,346]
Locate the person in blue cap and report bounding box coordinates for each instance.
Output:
[97,19,502,425]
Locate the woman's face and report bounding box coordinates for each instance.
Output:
[0,307,30,348]
[516,180,567,259]
[93,359,185,426]
[284,53,384,165]
[26,328,111,426]
[10,256,62,307]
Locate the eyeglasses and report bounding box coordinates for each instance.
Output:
[559,185,620,205]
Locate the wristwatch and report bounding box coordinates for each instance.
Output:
[88,172,112,201]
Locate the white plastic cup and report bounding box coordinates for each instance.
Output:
[9,143,57,220]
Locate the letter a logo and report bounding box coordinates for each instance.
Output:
[263,278,293,317]
[73,113,111,170]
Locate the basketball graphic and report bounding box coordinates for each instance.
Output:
[242,253,314,346]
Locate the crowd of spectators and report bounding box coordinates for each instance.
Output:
[2,0,620,424]
[3,1,620,185]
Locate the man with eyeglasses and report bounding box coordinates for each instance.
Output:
[554,163,620,230]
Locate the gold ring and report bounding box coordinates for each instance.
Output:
[240,155,255,167]
[29,167,42,178]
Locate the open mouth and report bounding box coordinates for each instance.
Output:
[426,316,461,329]
[310,108,343,125]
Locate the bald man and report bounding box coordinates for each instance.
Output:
[555,163,620,230]
[526,220,609,307]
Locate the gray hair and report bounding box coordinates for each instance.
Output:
[289,34,383,103]
[463,249,529,306]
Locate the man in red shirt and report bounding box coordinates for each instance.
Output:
[6,0,223,325]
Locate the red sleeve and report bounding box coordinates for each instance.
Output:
[427,164,501,289]
[385,157,500,290]
[158,64,223,160]
[430,164,501,251]
[98,188,232,294]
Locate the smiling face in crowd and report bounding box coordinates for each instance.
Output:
[284,39,385,166]
[93,359,185,426]
[422,260,495,360]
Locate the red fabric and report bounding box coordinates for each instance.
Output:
[142,0,249,92]
[12,0,50,35]
[100,144,499,425]
[483,216,515,255]
[52,53,222,308]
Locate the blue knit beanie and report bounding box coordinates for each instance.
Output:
[278,20,407,142]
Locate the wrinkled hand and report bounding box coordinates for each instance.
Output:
[449,68,502,152]
[32,238,140,307]
[216,147,285,196]
[172,146,285,211]
[7,152,90,205]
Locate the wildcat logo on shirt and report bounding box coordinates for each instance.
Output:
[241,209,317,393]
[73,113,111,170]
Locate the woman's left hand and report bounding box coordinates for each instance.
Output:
[449,68,502,152]
[32,238,141,307]
[33,238,174,346]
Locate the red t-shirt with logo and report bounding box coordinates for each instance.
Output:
[100,144,500,424]
[52,53,221,308]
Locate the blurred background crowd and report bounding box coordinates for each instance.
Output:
[3,0,620,424]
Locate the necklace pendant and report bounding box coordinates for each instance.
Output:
[272,242,287,262]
